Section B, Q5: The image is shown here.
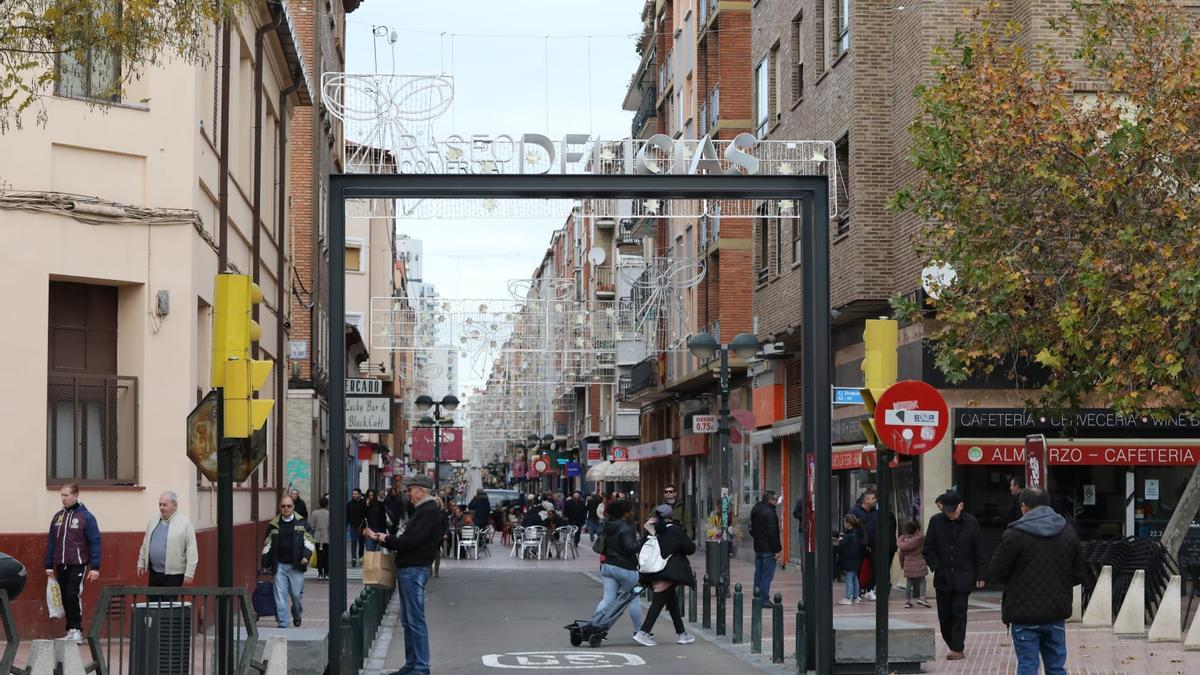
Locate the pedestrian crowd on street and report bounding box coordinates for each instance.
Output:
[822,482,1083,675]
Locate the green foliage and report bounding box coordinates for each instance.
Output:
[0,0,248,131]
[892,0,1200,418]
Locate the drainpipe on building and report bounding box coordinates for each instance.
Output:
[277,79,302,506]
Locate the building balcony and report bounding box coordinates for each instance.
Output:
[47,372,139,485]
[617,219,643,253]
[593,265,616,299]
[631,86,657,138]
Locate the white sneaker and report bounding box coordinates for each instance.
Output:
[854,597,862,604]
[66,629,83,643]
[677,632,695,644]
[837,598,852,605]
[633,631,657,646]
[864,590,877,601]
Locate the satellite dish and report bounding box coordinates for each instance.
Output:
[921,262,957,300]
[587,246,607,266]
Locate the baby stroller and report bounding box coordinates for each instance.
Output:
[564,584,643,647]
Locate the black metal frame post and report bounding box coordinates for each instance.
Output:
[433,411,442,495]
[717,346,731,606]
[326,173,829,674]
[216,388,233,675]
[875,448,894,674]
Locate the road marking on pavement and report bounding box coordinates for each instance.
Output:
[481,651,646,669]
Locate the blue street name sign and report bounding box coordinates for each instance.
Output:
[833,387,864,405]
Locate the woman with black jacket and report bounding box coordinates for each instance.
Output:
[364,490,389,552]
[593,499,645,634]
[633,504,695,646]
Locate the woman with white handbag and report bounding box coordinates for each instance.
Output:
[633,504,696,646]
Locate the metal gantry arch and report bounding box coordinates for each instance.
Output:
[323,172,834,673]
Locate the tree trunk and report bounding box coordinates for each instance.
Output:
[1159,462,1200,563]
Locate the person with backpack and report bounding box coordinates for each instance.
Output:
[592,499,645,636]
[633,504,695,647]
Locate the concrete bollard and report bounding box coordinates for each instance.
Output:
[26,639,56,675]
[1082,565,1114,627]
[53,639,86,675]
[1113,569,1146,635]
[261,635,289,675]
[1148,575,1182,643]
[1068,584,1082,623]
[1185,600,1200,650]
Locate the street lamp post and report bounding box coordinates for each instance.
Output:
[416,394,460,495]
[687,331,760,604]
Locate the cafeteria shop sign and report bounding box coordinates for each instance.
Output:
[955,439,1200,466]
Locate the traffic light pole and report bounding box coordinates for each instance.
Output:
[434,416,442,495]
[216,389,234,675]
[875,447,893,675]
[717,347,731,602]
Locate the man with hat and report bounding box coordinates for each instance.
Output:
[366,474,442,675]
[922,491,985,661]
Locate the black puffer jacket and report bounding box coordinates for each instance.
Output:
[923,511,985,593]
[750,500,782,554]
[990,506,1085,625]
[601,518,641,571]
[640,520,696,587]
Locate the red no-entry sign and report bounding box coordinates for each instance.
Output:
[873,380,949,455]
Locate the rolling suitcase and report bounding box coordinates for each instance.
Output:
[564,584,643,647]
[252,573,276,621]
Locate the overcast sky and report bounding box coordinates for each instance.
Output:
[344,0,643,390]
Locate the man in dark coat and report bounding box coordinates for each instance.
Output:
[1005,477,1025,526]
[922,492,985,661]
[990,488,1085,675]
[367,475,442,675]
[345,489,368,566]
[468,489,492,529]
[750,491,783,607]
[563,491,588,545]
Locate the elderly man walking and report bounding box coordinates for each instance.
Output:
[137,491,198,587]
[367,475,442,675]
[923,492,985,661]
[261,496,315,628]
[990,488,1085,675]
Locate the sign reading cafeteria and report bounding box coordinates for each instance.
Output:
[954,439,1200,465]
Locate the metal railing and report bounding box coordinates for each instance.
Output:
[708,85,720,133]
[338,585,391,675]
[658,50,673,94]
[593,265,615,295]
[699,101,708,137]
[617,219,642,248]
[631,86,657,137]
[82,586,262,675]
[617,375,631,402]
[46,372,138,485]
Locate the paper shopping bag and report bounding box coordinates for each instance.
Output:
[361,551,396,589]
[47,577,65,619]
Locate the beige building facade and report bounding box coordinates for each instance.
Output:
[0,3,311,637]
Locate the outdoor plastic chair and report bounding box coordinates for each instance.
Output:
[458,526,480,560]
[520,526,547,560]
[509,526,525,558]
[478,526,494,557]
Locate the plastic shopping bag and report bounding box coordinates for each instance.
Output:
[47,577,65,619]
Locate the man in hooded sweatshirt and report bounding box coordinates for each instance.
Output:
[989,487,1085,675]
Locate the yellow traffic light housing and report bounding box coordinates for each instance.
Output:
[859,318,898,450]
[211,274,273,438]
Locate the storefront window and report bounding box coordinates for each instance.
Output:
[741,438,760,506]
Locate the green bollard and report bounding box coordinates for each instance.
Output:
[688,584,697,624]
[716,581,726,637]
[771,593,784,663]
[349,604,363,669]
[732,583,743,644]
[751,587,762,654]
[702,575,712,630]
[795,600,807,671]
[340,613,355,675]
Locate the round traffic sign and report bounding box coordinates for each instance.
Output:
[873,380,949,455]
[533,457,550,474]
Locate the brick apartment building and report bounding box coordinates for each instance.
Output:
[747,0,1200,567]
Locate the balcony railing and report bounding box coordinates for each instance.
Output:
[658,49,673,94]
[699,101,708,137]
[631,86,657,137]
[593,265,615,296]
[617,375,632,402]
[708,85,720,133]
[47,372,138,484]
[628,356,659,395]
[617,219,642,249]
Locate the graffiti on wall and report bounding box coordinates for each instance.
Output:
[286,457,312,496]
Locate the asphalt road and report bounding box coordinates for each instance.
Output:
[385,569,756,674]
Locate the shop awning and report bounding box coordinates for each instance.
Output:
[585,461,609,481]
[604,460,640,482]
[954,438,1200,466]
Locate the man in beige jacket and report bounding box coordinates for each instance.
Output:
[137,491,199,587]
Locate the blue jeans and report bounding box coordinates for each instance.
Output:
[843,571,860,600]
[273,563,304,628]
[397,566,431,674]
[596,564,644,631]
[1011,621,1067,675]
[586,518,600,540]
[753,552,777,603]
